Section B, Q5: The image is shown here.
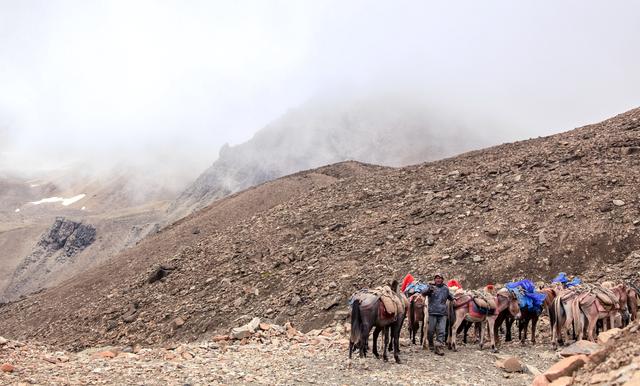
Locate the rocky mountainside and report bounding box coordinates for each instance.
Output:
[0,108,639,351]
[167,96,496,221]
[0,171,172,302]
[4,217,96,299]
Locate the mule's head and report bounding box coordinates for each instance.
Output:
[508,290,521,319]
[615,283,628,308]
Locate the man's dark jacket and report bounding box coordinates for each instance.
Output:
[422,283,454,316]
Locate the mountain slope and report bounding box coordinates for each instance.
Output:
[0,171,172,301]
[1,108,639,350]
[167,95,497,221]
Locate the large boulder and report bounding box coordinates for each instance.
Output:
[597,328,621,344]
[544,355,589,382]
[560,340,602,357]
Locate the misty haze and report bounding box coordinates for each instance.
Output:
[1,1,639,384]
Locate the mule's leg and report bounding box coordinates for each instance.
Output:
[450,315,462,352]
[488,317,498,352]
[588,314,597,342]
[531,315,538,345]
[407,310,416,344]
[382,326,390,362]
[420,319,425,347]
[372,326,380,359]
[521,318,529,345]
[478,320,485,350]
[393,322,402,364]
[462,321,470,344]
[359,327,367,358]
[349,341,354,359]
[505,316,513,342]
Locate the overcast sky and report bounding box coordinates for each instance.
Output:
[1,0,639,178]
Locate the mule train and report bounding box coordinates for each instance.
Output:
[348,272,639,363]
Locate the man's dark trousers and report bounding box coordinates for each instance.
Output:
[428,314,447,347]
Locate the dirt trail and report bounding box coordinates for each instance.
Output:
[0,324,558,386]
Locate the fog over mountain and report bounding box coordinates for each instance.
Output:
[1,1,639,195]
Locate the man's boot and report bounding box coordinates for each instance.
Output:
[428,339,434,351]
[434,342,444,356]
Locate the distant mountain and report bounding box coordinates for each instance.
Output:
[168,95,497,220]
[0,169,176,301]
[2,107,638,350]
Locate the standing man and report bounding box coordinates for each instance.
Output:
[422,273,453,355]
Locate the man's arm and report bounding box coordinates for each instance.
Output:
[447,289,454,301]
[421,284,434,296]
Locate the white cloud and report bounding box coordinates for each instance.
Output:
[0,0,639,180]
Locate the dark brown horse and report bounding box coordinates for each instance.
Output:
[349,281,407,363]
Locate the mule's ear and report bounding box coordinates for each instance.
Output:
[391,280,399,292]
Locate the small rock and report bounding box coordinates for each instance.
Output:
[92,350,117,359]
[486,228,499,237]
[334,310,349,320]
[0,337,8,345]
[57,355,70,363]
[531,374,550,386]
[472,255,484,263]
[258,323,271,331]
[549,376,573,386]
[323,295,341,310]
[43,356,58,364]
[0,363,14,373]
[171,317,185,329]
[525,364,542,376]
[212,335,230,342]
[246,317,261,332]
[290,295,301,307]
[613,199,625,206]
[498,357,523,373]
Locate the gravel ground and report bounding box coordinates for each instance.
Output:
[1,327,559,386]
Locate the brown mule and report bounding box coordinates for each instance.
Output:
[573,283,628,342]
[551,287,581,349]
[449,288,520,353]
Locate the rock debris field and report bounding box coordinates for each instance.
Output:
[1,319,561,385]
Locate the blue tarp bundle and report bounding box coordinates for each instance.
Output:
[505,279,546,313]
[404,282,429,295]
[552,272,582,287]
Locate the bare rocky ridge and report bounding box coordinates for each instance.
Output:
[167,96,494,222]
[4,217,96,299]
[0,108,639,356]
[0,171,172,302]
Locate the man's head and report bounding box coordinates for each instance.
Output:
[434,273,444,285]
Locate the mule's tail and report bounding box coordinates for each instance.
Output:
[350,299,362,344]
[572,297,584,340]
[553,296,563,339]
